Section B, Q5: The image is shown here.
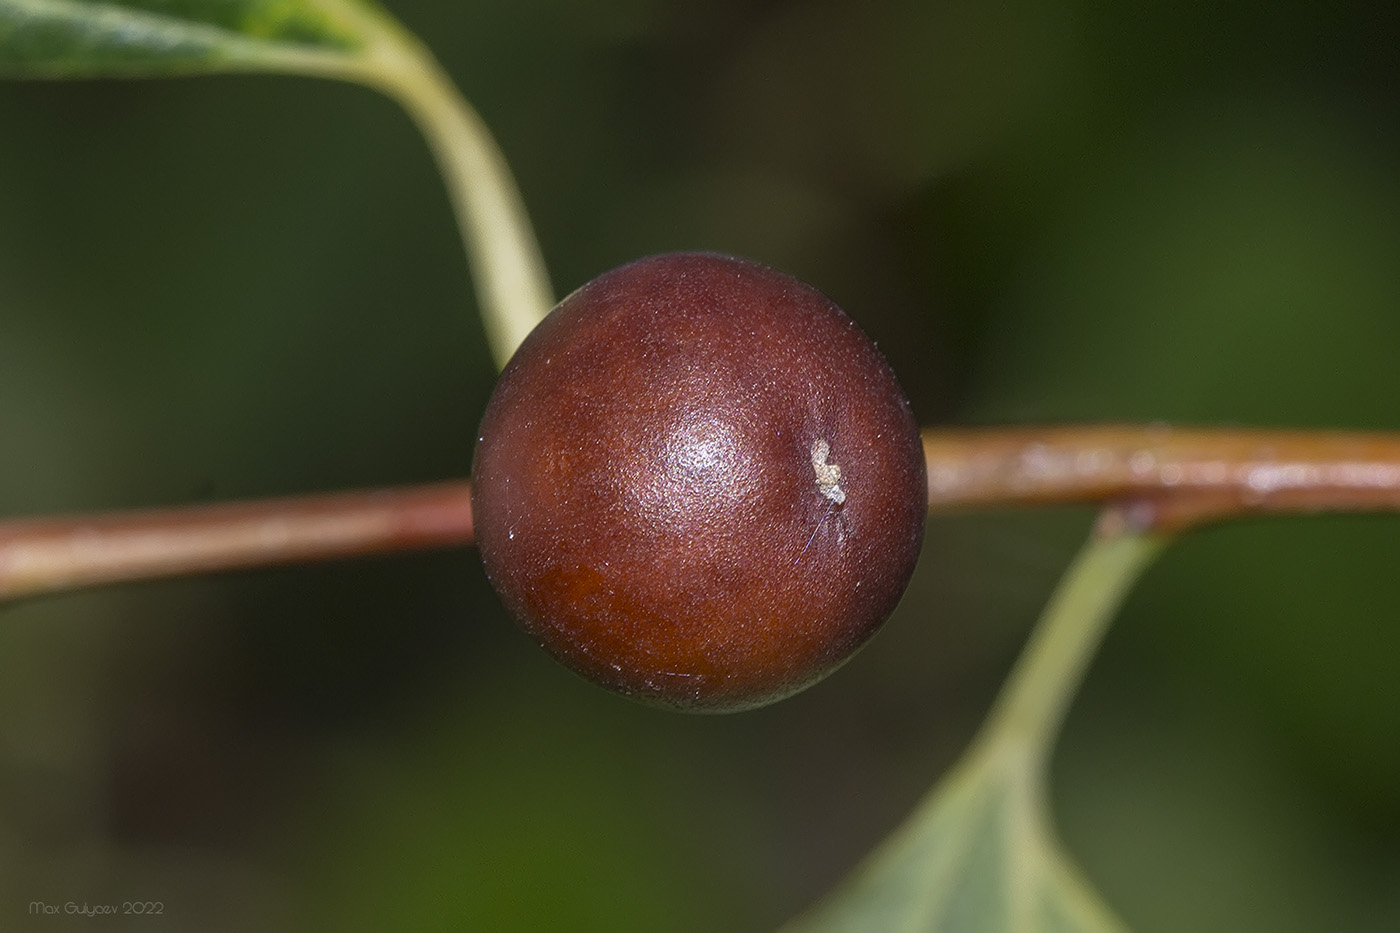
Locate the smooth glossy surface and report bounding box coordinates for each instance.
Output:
[472,253,926,711]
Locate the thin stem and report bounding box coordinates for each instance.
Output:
[327,3,555,369]
[196,0,556,368]
[0,482,473,601]
[925,424,1400,529]
[973,517,1166,769]
[5,423,1400,602]
[784,516,1152,932]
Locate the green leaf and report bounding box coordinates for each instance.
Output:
[0,0,368,78]
[784,529,1164,932]
[0,0,553,366]
[784,745,1126,933]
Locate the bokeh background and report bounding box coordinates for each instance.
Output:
[2,0,1398,929]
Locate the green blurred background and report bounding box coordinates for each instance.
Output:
[1,1,1398,929]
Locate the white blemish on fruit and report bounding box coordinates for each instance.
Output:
[811,439,846,504]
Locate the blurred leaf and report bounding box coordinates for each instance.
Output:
[785,531,1162,932]
[0,0,552,369]
[0,0,373,77]
[783,744,1124,933]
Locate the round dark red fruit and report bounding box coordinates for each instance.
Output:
[471,252,926,712]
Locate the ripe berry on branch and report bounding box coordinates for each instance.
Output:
[472,252,927,711]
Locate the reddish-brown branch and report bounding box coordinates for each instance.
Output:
[4,424,1400,602]
[923,425,1400,530]
[0,482,474,601]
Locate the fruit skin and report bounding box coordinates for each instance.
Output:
[472,252,926,712]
